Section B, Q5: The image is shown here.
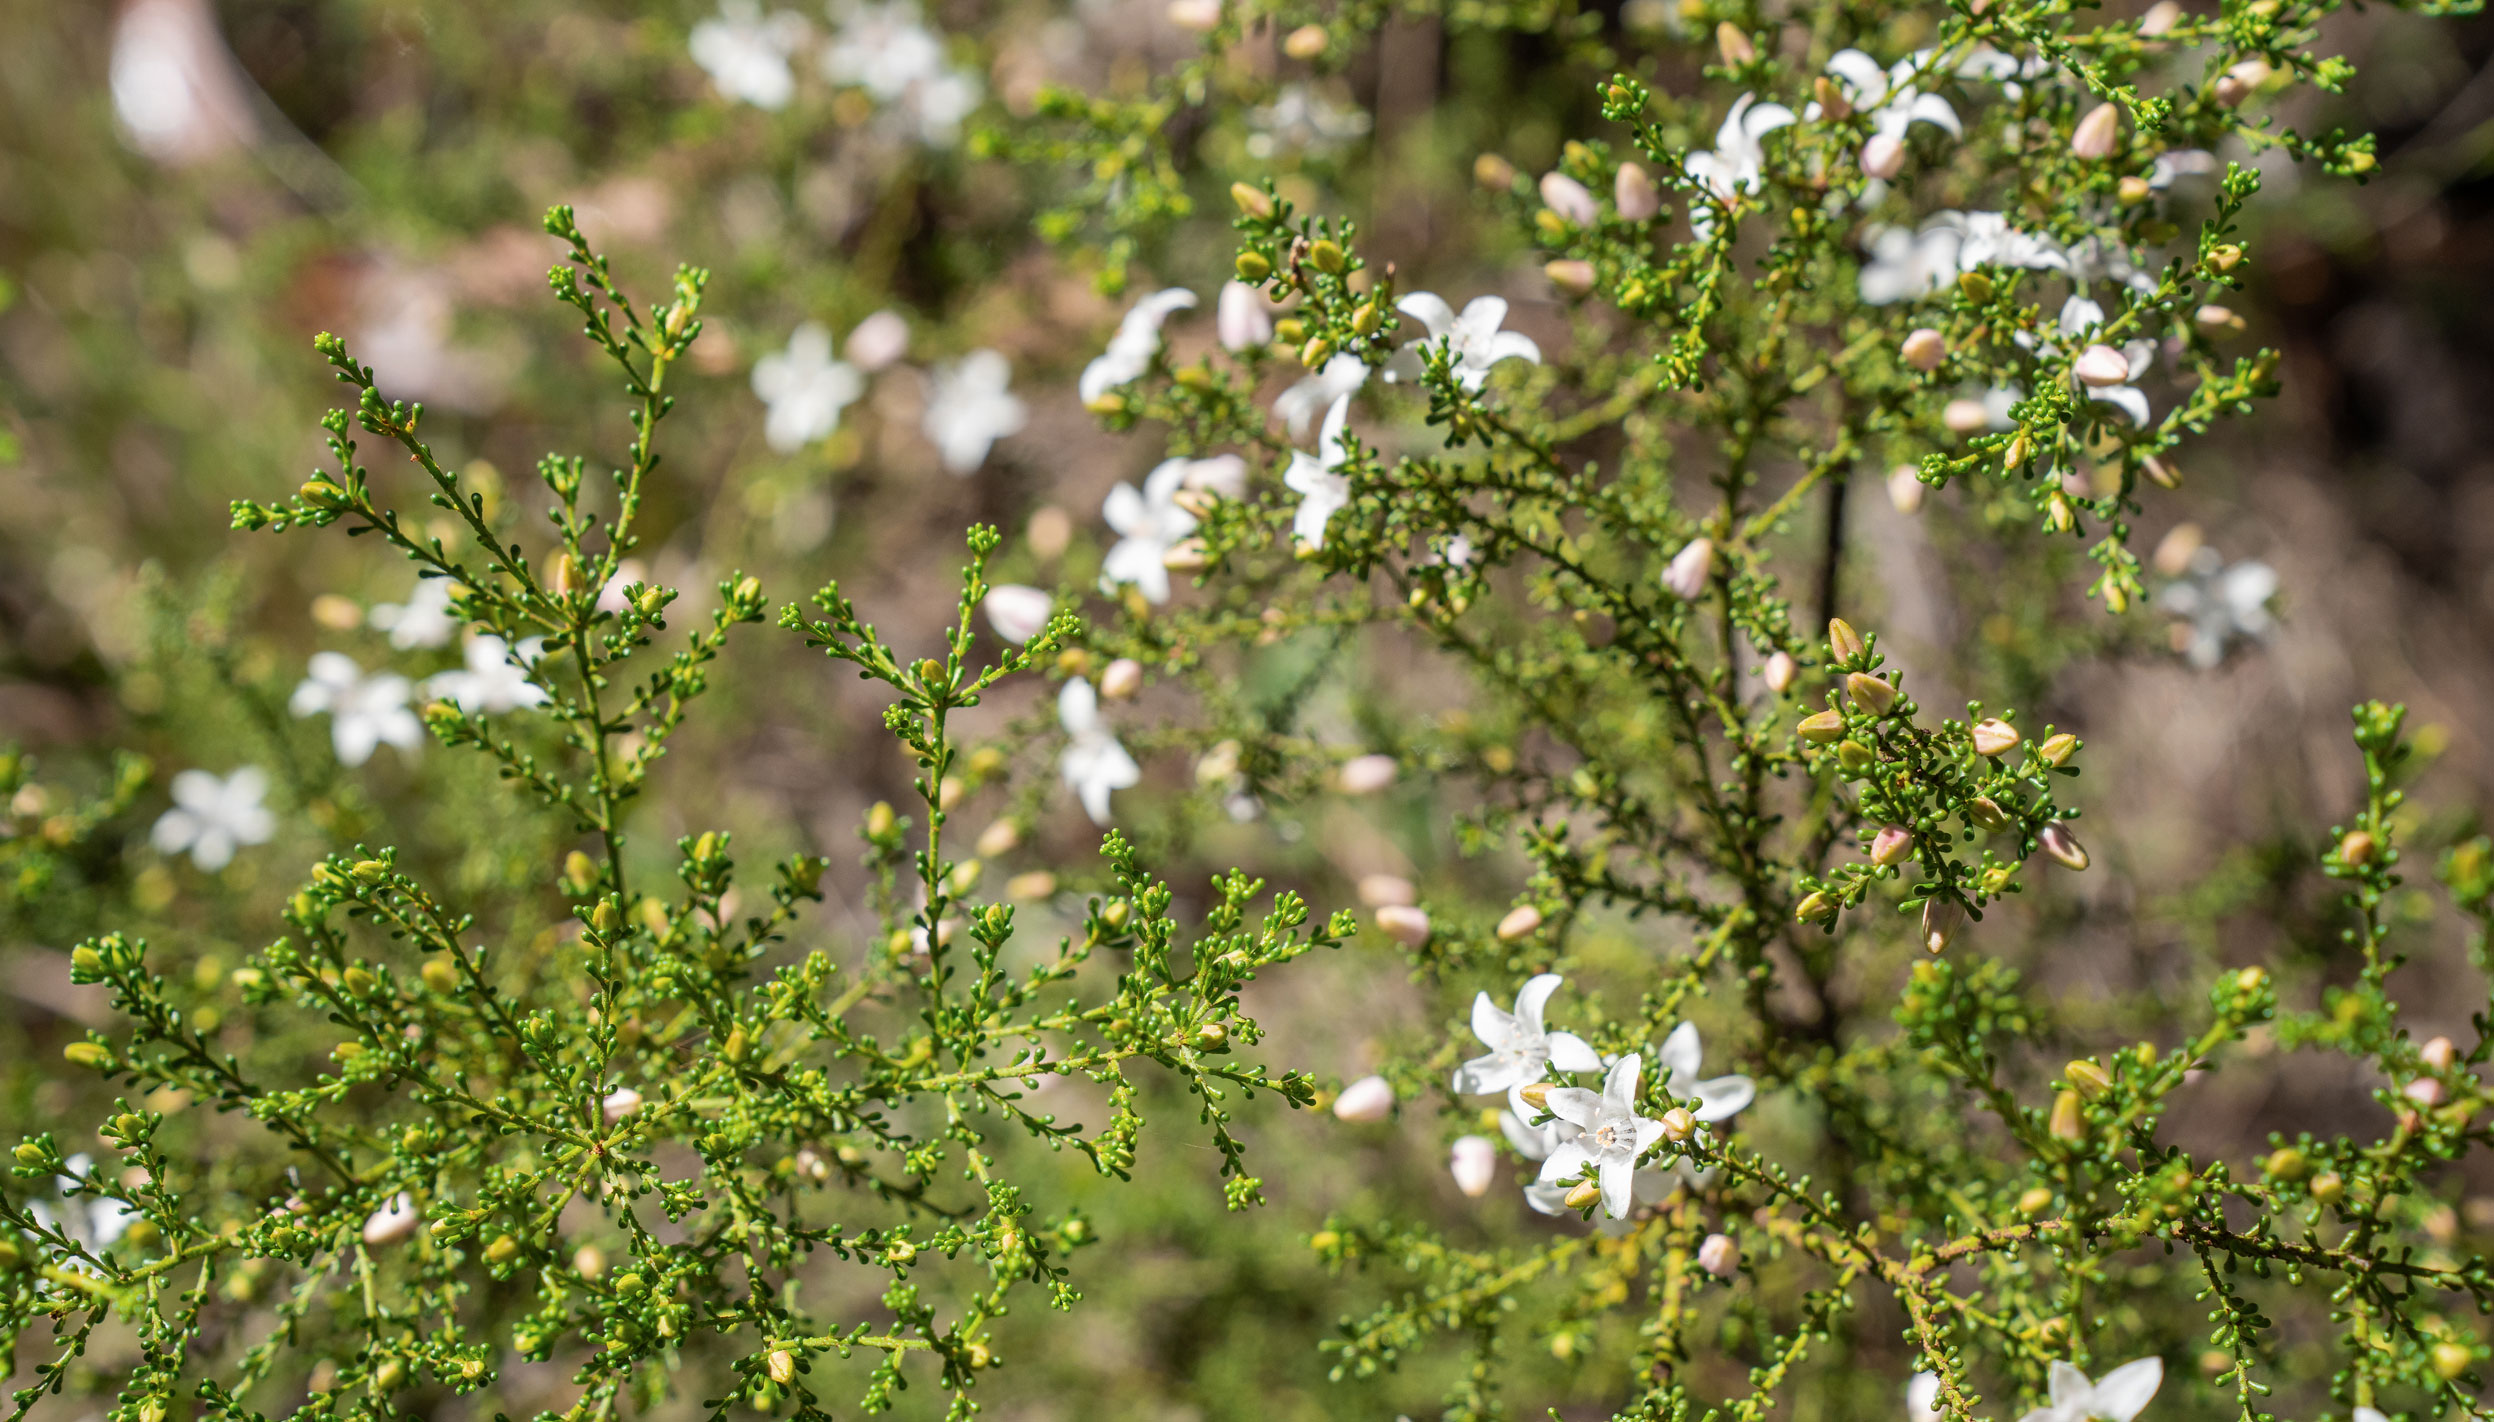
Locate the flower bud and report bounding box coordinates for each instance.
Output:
[2039,824,2090,871]
[2194,304,2245,336]
[1942,398,1991,433]
[1663,538,1716,600]
[1614,163,1661,220]
[2405,1077,2446,1107]
[1836,740,1878,777]
[1234,251,1272,282]
[1697,1232,1740,1277]
[766,1349,796,1385]
[2208,244,2243,273]
[2070,102,2122,160]
[2213,59,2270,107]
[2432,1342,2472,1381]
[1869,825,1914,866]
[1563,1178,1603,1211]
[1539,172,1600,227]
[1860,132,1906,180]
[1797,710,1846,744]
[1971,718,2021,757]
[2073,344,2133,387]
[2065,1059,2112,1099]
[1827,618,1866,663]
[1282,22,1328,58]
[1795,890,1837,924]
[1450,1135,1497,1197]
[1920,898,1964,955]
[63,1041,112,1069]
[2138,0,2180,34]
[2116,175,2153,205]
[2017,1185,2055,1215]
[1338,754,1398,795]
[1308,239,1346,274]
[1661,1106,1696,1142]
[2048,1089,2084,1141]
[1900,328,1946,372]
[2263,1146,2308,1179]
[2310,1171,2344,1203]
[362,1194,420,1246]
[1813,76,1853,121]
[1006,871,1057,900]
[2339,829,2376,866]
[1517,1081,1553,1110]
[1333,1074,1395,1122]
[1887,463,1926,514]
[1357,875,1416,910]
[1098,658,1144,701]
[602,1086,643,1123]
[1762,651,1798,694]
[1229,182,1273,219]
[1168,0,1220,27]
[1375,905,1431,946]
[1845,672,1899,716]
[2038,732,2078,766]
[1957,270,1994,304]
[1544,259,1597,296]
[1474,153,1519,191]
[1496,904,1544,941]
[1967,796,2013,832]
[2423,1035,2458,1070]
[1192,1023,1230,1051]
[1161,537,1212,572]
[1715,21,1754,65]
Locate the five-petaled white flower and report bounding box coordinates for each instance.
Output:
[291,652,423,767]
[2014,1359,2163,1422]
[27,1155,139,1265]
[151,766,275,871]
[1273,352,1369,437]
[821,0,982,145]
[1058,678,1140,824]
[1535,1052,1668,1219]
[1653,1020,1757,1122]
[1079,288,1198,406]
[1284,395,1357,551]
[1503,1080,1694,1219]
[1100,459,1208,603]
[689,0,807,110]
[923,350,1027,473]
[1453,973,1603,1095]
[2156,547,2277,670]
[1385,293,1541,392]
[753,323,866,453]
[1684,94,1796,234]
[368,579,458,649]
[426,635,550,715]
[1812,49,1961,177]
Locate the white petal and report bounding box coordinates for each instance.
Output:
[2090,1359,2162,1422]
[1511,973,1563,1035]
[1597,1156,1634,1218]
[1536,1138,1592,1183]
[1452,1052,1528,1097]
[2047,1362,2093,1411]
[1546,1032,1603,1074]
[1657,1021,1703,1085]
[1058,677,1099,734]
[1469,990,1514,1049]
[1602,1052,1642,1108]
[1543,1086,1603,1130]
[1693,1074,1756,1121]
[1393,291,1457,338]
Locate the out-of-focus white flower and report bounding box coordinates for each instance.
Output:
[1454,973,1603,1096]
[690,0,808,110]
[1539,171,1600,226]
[1449,1134,1498,1196]
[1099,658,1144,700]
[1216,281,1275,351]
[151,767,275,871]
[821,0,982,145]
[1333,1074,1395,1121]
[361,1193,421,1247]
[426,636,550,715]
[1684,94,1797,235]
[291,653,423,767]
[983,585,1054,642]
[1954,211,2070,274]
[923,350,1027,473]
[27,1155,139,1263]
[1102,460,1203,604]
[844,309,911,370]
[1338,753,1397,794]
[1245,83,1372,159]
[353,269,507,415]
[754,324,866,453]
[597,560,651,617]
[368,579,459,650]
[1810,50,1960,178]
[1384,294,1541,391]
[2156,547,2277,670]
[1859,220,1966,305]
[1274,353,1369,437]
[1909,1372,1943,1422]
[2353,1409,2389,1422]
[1284,395,1356,550]
[1080,288,1198,406]
[1536,1053,1668,1219]
[1653,1021,1756,1122]
[2013,1359,2163,1422]
[2052,297,2155,425]
[110,0,259,166]
[602,1086,644,1123]
[1058,679,1140,824]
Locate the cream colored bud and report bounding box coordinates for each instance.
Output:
[2405,1077,2446,1107]
[976,820,1022,858]
[1517,1081,1553,1110]
[767,1350,795,1385]
[1375,904,1431,947]
[1920,898,1964,955]
[1813,75,1853,121]
[1846,672,1899,716]
[1474,153,1519,191]
[2194,304,2245,336]
[1545,259,1597,296]
[361,1194,420,1247]
[2038,733,2079,767]
[1450,1135,1497,1197]
[1663,537,1716,600]
[2214,59,2270,107]
[2139,0,2180,34]
[2423,1036,2459,1070]
[1762,651,1798,695]
[1661,1106,1696,1142]
[1282,23,1328,58]
[2339,829,2377,866]
[601,1086,643,1123]
[1870,825,1914,867]
[2039,824,2090,871]
[1358,874,1417,908]
[1338,754,1398,795]
[1538,172,1599,226]
[2070,102,2122,160]
[1943,398,1992,434]
[1797,709,1846,744]
[2049,1089,2085,1141]
[2073,344,2133,387]
[2143,455,2181,489]
[2065,1059,2112,1099]
[1697,1232,1740,1276]
[1971,718,2021,757]
[1888,463,1926,514]
[1901,328,1947,372]
[1563,1178,1603,1211]
[1168,0,1220,27]
[1827,618,1867,662]
[1715,21,1754,64]
[1333,1074,1395,1122]
[1614,163,1661,220]
[1005,871,1057,900]
[1496,904,1545,940]
[1162,537,1211,571]
[1860,132,1906,180]
[1099,658,1144,700]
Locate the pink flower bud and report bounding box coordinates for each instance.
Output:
[1888,463,1926,513]
[1663,537,1716,600]
[1495,904,1544,940]
[1920,898,1963,955]
[1375,904,1431,947]
[2039,823,2090,871]
[2138,0,2180,35]
[2073,344,2133,387]
[361,1193,420,1246]
[2070,102,2122,161]
[1762,651,1798,695]
[1971,718,2021,757]
[1545,259,1597,296]
[2214,59,2270,107]
[1942,398,1991,434]
[1358,873,1416,907]
[1539,171,1600,226]
[1697,1232,1740,1277]
[601,1086,643,1123]
[1216,280,1274,351]
[1167,0,1221,29]
[1870,825,1914,866]
[1860,133,1906,180]
[2405,1077,2446,1107]
[1449,1134,1497,1197]
[1901,328,1946,372]
[2423,1036,2459,1070]
[1100,657,1144,700]
[844,310,910,371]
[1614,162,1661,220]
[1333,1074,1395,1122]
[1338,753,1398,795]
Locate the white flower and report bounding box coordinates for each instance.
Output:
[150,767,275,871]
[2051,296,2155,426]
[601,1086,644,1123]
[983,585,1054,643]
[753,323,865,453]
[923,350,1028,473]
[597,560,650,616]
[109,0,258,167]
[368,579,458,649]
[1101,460,1204,603]
[361,1193,421,1247]
[1079,288,1198,406]
[844,309,911,370]
[1662,537,1715,600]
[1453,973,1603,1095]
[1954,211,2070,274]
[26,1155,140,1262]
[2354,1409,2390,1422]
[1684,93,1797,234]
[1384,293,1541,392]
[1812,50,1961,175]
[2062,235,2158,295]
[426,636,550,715]
[1449,1135,1497,1197]
[291,652,423,767]
[1216,281,1275,350]
[1859,219,1967,305]
[821,0,981,145]
[1536,1053,1668,1219]
[1334,1075,1395,1121]
[689,0,807,110]
[1909,1372,1943,1422]
[1273,352,1369,437]
[2014,1359,2163,1422]
[1245,83,1372,159]
[1284,395,1357,551]
[1653,1021,1756,1121]
[2156,548,2277,670]
[1058,679,1140,824]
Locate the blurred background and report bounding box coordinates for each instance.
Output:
[7,0,2494,1418]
